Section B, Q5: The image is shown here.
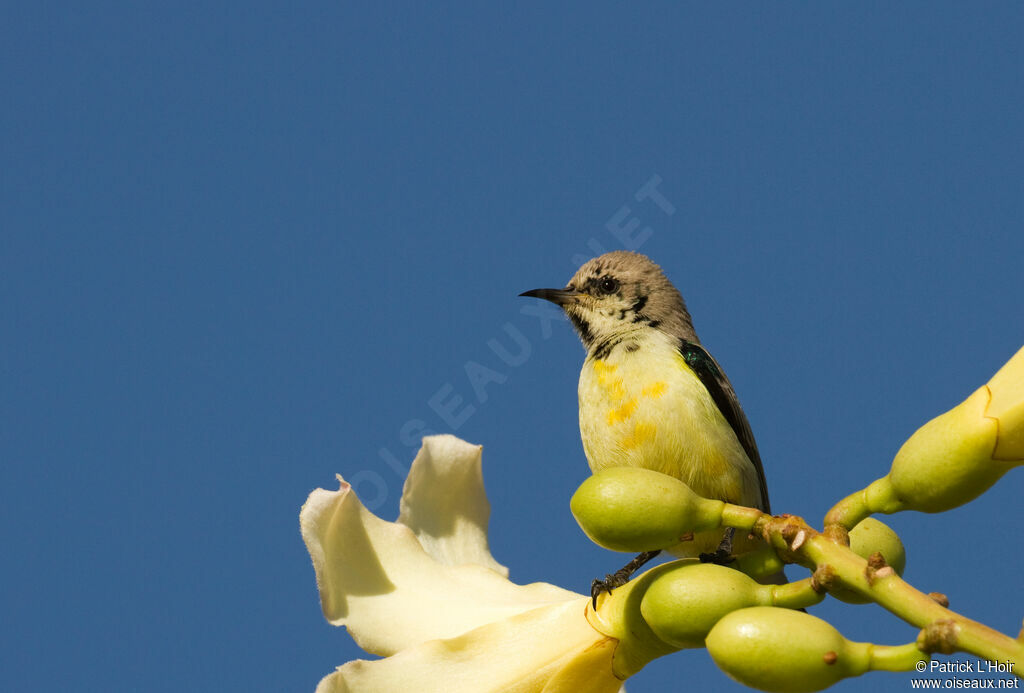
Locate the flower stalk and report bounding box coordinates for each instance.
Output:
[756,513,1023,672]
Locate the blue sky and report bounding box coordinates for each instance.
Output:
[2,3,1022,692]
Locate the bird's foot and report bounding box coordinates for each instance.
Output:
[698,547,735,565]
[590,571,631,609]
[699,526,736,565]
[589,549,661,609]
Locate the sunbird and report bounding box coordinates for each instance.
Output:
[522,251,773,601]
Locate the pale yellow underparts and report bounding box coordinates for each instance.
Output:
[577,331,762,556]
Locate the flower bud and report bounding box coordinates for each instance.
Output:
[733,546,787,582]
[886,387,1003,512]
[986,345,1024,461]
[570,467,725,553]
[831,518,906,604]
[867,346,1024,515]
[640,563,803,649]
[707,607,925,692]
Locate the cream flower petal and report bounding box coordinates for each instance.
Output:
[397,435,508,576]
[986,344,1024,460]
[314,599,624,693]
[300,465,578,656]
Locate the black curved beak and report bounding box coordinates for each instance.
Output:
[519,288,580,306]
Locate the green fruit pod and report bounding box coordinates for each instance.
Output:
[707,607,925,692]
[570,467,725,552]
[640,563,766,649]
[831,518,906,604]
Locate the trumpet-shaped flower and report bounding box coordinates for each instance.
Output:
[822,345,1024,535]
[864,345,1024,515]
[300,435,628,693]
[986,344,1024,461]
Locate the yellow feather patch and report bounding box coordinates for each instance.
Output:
[641,381,667,399]
[593,359,626,400]
[694,450,731,482]
[606,398,637,425]
[620,421,657,449]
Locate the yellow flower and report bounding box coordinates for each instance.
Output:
[987,344,1024,461]
[300,435,625,693]
[823,346,1024,533]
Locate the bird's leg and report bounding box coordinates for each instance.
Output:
[590,550,661,608]
[699,526,736,565]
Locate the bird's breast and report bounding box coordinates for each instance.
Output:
[577,340,759,509]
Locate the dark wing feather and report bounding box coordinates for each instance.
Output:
[679,340,771,513]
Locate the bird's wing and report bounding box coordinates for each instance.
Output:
[678,339,771,513]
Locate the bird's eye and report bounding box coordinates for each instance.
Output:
[598,276,619,294]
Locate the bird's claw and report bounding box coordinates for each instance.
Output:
[699,548,735,565]
[590,569,631,609]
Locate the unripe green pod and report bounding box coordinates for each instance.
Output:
[831,518,906,604]
[733,546,787,582]
[640,563,819,649]
[707,607,926,692]
[987,344,1024,461]
[867,347,1024,516]
[570,467,725,552]
[885,386,1007,513]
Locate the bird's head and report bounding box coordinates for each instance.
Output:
[521,251,696,352]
